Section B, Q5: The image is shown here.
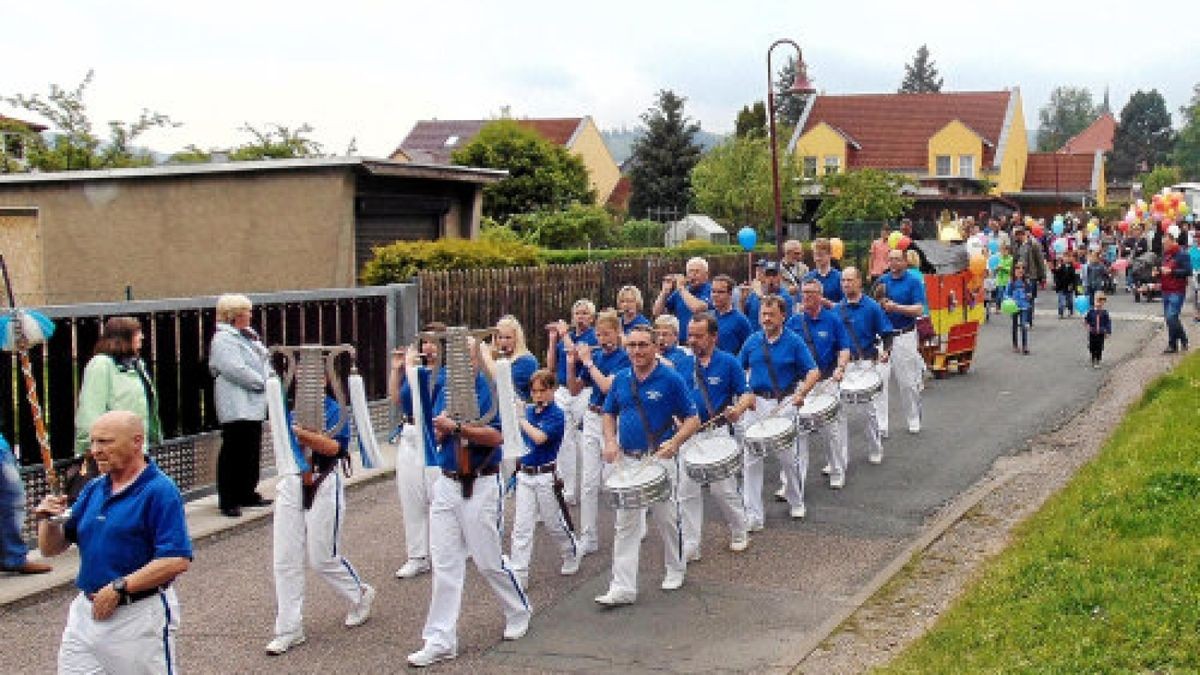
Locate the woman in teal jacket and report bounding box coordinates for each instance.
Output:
[73,317,162,455]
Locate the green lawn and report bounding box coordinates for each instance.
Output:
[881,354,1200,673]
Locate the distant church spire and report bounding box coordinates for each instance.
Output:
[1099,86,1111,115]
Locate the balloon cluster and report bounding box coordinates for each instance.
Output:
[887,231,912,251]
[830,237,844,260]
[1125,190,1192,232]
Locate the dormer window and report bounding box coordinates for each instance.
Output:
[443,135,459,148]
[958,155,974,178]
[824,155,840,175]
[935,155,952,177]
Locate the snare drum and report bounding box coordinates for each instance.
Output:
[683,434,741,484]
[796,393,840,432]
[744,414,797,457]
[602,460,671,510]
[840,368,883,403]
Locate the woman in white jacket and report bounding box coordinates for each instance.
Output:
[209,294,272,517]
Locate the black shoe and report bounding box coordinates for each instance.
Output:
[244,498,273,508]
[221,506,243,518]
[1162,348,1179,355]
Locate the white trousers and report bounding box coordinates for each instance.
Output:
[845,399,883,462]
[605,456,685,597]
[421,473,530,653]
[509,470,578,582]
[741,397,808,525]
[875,331,923,432]
[577,409,605,549]
[678,428,747,555]
[58,588,180,675]
[395,426,440,562]
[553,385,591,501]
[273,472,368,638]
[811,381,848,482]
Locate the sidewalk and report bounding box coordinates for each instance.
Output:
[0,451,395,609]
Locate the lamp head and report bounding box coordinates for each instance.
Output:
[789,61,815,95]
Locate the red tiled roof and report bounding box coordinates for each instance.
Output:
[1022,152,1096,192]
[1059,113,1115,154]
[798,91,1013,171]
[0,114,47,132]
[606,175,631,211]
[395,118,585,165]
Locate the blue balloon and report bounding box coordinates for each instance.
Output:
[1053,238,1067,254]
[988,238,1000,254]
[737,227,757,251]
[1052,221,1064,236]
[1074,295,1090,314]
[987,253,1000,271]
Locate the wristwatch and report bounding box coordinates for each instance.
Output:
[112,576,130,602]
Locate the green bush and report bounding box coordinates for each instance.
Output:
[360,237,542,284]
[538,243,744,265]
[618,219,666,247]
[479,218,526,244]
[507,204,616,249]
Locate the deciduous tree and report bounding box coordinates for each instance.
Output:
[1139,165,1181,200]
[452,119,593,221]
[1110,89,1175,183]
[1036,86,1098,151]
[898,45,944,94]
[627,90,703,220]
[691,135,800,232]
[816,168,913,235]
[1173,83,1200,181]
[229,123,324,160]
[735,102,766,139]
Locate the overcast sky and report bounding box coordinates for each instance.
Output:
[4,0,1195,157]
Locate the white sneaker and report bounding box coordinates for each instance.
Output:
[684,546,701,563]
[773,485,787,501]
[829,475,845,489]
[868,453,883,465]
[748,518,765,532]
[821,464,832,475]
[395,558,430,579]
[344,584,375,627]
[908,421,921,434]
[407,643,456,667]
[560,556,580,576]
[578,539,599,556]
[594,589,636,606]
[880,430,889,439]
[790,504,807,519]
[661,569,685,591]
[265,632,306,656]
[503,612,531,640]
[730,531,750,552]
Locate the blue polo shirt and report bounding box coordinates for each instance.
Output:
[509,353,538,401]
[688,349,748,422]
[553,327,597,385]
[398,368,445,418]
[660,344,694,375]
[65,461,193,594]
[744,290,795,333]
[431,371,503,472]
[837,297,893,360]
[876,271,927,331]
[520,402,565,467]
[603,363,697,453]
[738,328,817,396]
[714,307,752,355]
[621,313,651,334]
[805,267,845,303]
[787,309,851,377]
[291,397,352,474]
[581,346,630,408]
[665,282,713,340]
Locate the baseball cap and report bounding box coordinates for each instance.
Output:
[761,261,781,274]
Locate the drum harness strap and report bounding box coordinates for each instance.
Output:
[795,315,828,380]
[693,359,717,420]
[629,371,673,456]
[837,304,866,361]
[759,334,787,402]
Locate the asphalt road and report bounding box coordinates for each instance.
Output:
[0,291,1172,674]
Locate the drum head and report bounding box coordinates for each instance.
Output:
[689,436,739,463]
[843,370,881,390]
[747,416,793,439]
[607,461,666,489]
[799,394,836,415]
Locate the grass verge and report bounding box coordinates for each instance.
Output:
[880,353,1200,673]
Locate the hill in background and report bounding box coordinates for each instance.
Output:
[602,127,726,166]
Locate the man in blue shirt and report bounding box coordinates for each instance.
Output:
[595,324,699,606]
[653,314,695,374]
[652,256,714,341]
[837,267,893,464]
[36,411,192,674]
[737,295,820,527]
[805,237,845,306]
[711,274,752,355]
[508,369,579,590]
[545,299,597,508]
[874,249,928,435]
[678,312,751,560]
[569,310,629,556]
[408,342,532,667]
[788,279,852,489]
[741,261,795,333]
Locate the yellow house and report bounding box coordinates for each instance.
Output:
[391,116,622,205]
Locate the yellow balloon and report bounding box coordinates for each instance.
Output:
[830,237,845,260]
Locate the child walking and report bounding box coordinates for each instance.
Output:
[1084,292,1112,368]
[1006,263,1034,355]
[1052,251,1080,319]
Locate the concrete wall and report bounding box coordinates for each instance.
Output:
[0,169,355,304]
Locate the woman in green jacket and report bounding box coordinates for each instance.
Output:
[74,317,162,456]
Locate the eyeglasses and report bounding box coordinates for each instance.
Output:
[625,341,654,349]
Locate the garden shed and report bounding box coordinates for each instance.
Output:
[664,214,730,247]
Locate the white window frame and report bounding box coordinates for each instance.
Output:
[958,154,975,178]
[823,155,840,175]
[935,155,952,177]
[802,155,818,178]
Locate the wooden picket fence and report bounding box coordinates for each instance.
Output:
[418,253,754,357]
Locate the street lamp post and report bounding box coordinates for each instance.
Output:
[767,38,815,258]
